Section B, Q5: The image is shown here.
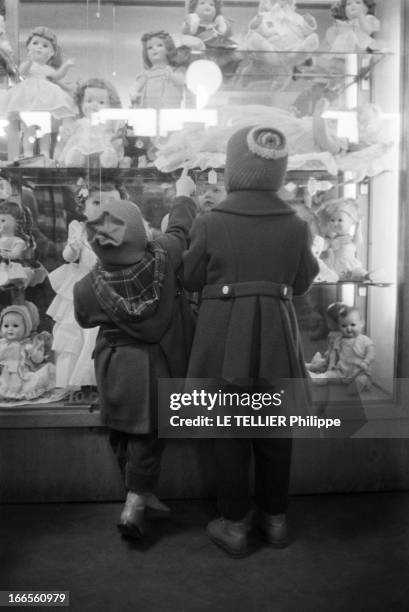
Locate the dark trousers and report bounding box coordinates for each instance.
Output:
[214,437,293,521]
[109,430,165,493]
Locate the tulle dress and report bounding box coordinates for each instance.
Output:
[2,61,75,119]
[326,16,381,53]
[55,117,121,164]
[0,236,48,288]
[47,220,98,388]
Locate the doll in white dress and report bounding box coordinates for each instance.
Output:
[326,0,383,53]
[54,78,124,168]
[0,302,55,401]
[2,26,75,159]
[132,31,185,109]
[47,181,123,389]
[319,198,367,281]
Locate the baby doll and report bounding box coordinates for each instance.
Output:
[133,31,186,110]
[2,26,75,159]
[54,78,124,168]
[182,0,236,50]
[311,235,340,283]
[310,305,375,394]
[0,200,47,288]
[306,301,346,373]
[46,180,123,389]
[0,302,55,401]
[245,0,319,66]
[319,198,367,280]
[326,0,383,53]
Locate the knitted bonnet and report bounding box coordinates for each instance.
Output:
[224,125,288,193]
[0,301,39,337]
[86,198,148,266]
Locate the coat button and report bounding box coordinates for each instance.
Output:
[222,285,230,295]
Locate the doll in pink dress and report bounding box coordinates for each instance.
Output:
[0,302,55,401]
[54,78,125,168]
[2,26,75,159]
[326,0,383,53]
[133,31,186,109]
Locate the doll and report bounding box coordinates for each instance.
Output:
[326,0,384,53]
[319,198,367,281]
[245,0,319,66]
[46,181,123,389]
[1,26,75,159]
[181,0,237,50]
[310,305,375,394]
[54,78,125,168]
[0,200,47,288]
[132,31,186,110]
[0,302,55,401]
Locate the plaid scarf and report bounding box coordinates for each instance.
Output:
[90,241,167,323]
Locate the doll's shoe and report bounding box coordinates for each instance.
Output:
[206,517,249,558]
[256,511,288,548]
[144,493,171,519]
[117,491,146,539]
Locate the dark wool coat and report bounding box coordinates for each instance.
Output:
[183,190,319,398]
[74,196,196,434]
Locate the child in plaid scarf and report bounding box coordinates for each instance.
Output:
[73,170,196,540]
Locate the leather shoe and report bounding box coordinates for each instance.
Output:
[207,517,249,558]
[257,511,288,548]
[117,492,146,539]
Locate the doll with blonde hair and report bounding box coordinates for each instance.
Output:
[319,198,367,280]
[2,26,75,159]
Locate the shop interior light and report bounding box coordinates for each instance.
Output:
[186,60,223,109]
[19,112,51,137]
[159,109,218,136]
[93,108,157,136]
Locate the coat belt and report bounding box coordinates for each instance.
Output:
[201,281,293,300]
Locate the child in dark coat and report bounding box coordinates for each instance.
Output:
[74,173,196,539]
[183,125,319,557]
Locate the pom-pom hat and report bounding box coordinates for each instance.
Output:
[86,198,148,266]
[224,125,288,193]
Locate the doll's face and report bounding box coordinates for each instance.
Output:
[339,311,364,338]
[345,0,368,20]
[0,213,16,236]
[146,37,168,65]
[27,35,54,64]
[85,189,120,220]
[81,87,110,118]
[328,210,354,237]
[197,181,226,212]
[195,0,216,23]
[1,312,25,341]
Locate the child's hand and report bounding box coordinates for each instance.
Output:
[176,167,195,197]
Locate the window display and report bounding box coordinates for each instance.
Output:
[0,0,403,419]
